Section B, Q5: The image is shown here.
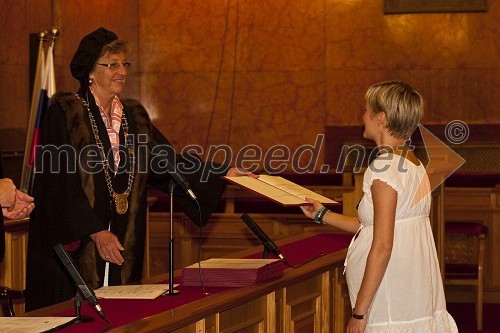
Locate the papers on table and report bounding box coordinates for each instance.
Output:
[0,317,76,332]
[95,284,178,299]
[182,258,285,287]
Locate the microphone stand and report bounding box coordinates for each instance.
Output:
[43,290,99,333]
[73,291,94,322]
[47,291,94,331]
[167,180,180,295]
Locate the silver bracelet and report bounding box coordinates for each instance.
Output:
[313,207,329,224]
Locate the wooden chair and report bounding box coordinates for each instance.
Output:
[444,221,488,331]
[1,218,25,316]
[0,287,24,316]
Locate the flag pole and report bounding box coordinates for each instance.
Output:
[46,27,60,96]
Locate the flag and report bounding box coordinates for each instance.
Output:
[20,38,56,193]
[30,43,56,166]
[20,36,45,193]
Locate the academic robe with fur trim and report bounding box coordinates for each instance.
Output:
[25,91,228,311]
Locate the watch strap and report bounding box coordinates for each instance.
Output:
[352,308,367,320]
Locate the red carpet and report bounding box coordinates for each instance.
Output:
[446,302,500,333]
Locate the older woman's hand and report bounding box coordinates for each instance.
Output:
[226,167,259,178]
[90,230,125,265]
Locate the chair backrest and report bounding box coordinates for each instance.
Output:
[446,222,488,237]
[1,287,24,316]
[0,148,25,317]
[445,222,488,265]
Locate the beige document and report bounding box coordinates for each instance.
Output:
[0,317,76,332]
[95,284,178,299]
[223,175,338,206]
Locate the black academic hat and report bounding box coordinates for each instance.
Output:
[70,27,118,87]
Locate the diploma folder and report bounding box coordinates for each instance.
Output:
[223,175,338,206]
[182,258,285,287]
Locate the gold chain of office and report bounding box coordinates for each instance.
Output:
[76,94,135,214]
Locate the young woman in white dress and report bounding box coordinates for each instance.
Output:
[301,81,458,332]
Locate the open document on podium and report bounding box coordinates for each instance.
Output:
[223,175,338,206]
[94,284,178,299]
[0,317,77,332]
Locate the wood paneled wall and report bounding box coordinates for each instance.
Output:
[0,0,499,170]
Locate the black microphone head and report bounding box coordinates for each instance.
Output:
[165,160,197,201]
[241,214,282,257]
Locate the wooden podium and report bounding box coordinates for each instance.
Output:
[27,232,352,332]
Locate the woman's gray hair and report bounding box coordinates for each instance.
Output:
[98,39,130,58]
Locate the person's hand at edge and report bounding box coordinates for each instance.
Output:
[0,178,16,212]
[2,188,35,220]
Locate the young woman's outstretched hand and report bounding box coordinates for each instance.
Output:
[300,197,324,220]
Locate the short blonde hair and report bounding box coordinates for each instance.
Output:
[365,81,423,139]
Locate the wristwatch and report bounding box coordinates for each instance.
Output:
[352,308,367,320]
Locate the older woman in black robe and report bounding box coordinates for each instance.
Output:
[25,28,246,311]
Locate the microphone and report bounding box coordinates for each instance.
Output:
[165,160,197,201]
[241,213,285,262]
[53,243,110,323]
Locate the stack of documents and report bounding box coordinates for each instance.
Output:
[182,258,284,287]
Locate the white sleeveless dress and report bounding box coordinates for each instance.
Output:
[344,154,458,332]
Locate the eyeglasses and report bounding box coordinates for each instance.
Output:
[96,61,131,70]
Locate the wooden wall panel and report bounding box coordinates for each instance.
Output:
[1,0,498,168]
[0,0,52,130]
